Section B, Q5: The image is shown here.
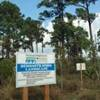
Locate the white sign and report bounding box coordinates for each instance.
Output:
[16,52,56,88]
[76,63,86,71]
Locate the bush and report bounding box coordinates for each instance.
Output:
[0,58,15,84]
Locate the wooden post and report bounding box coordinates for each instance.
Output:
[22,87,28,100]
[80,63,83,90]
[44,85,49,100]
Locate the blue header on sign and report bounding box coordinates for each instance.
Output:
[16,63,55,72]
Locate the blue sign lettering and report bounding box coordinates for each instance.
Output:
[17,63,55,72]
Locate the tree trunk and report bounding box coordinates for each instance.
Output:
[1,44,4,59]
[30,41,34,52]
[24,49,26,52]
[95,70,100,80]
[57,0,65,90]
[59,42,64,90]
[6,49,10,58]
[86,2,96,61]
[86,3,93,42]
[36,42,38,53]
[42,41,43,53]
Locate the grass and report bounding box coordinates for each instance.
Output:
[0,77,15,100]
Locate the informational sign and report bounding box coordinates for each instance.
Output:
[16,52,56,88]
[76,63,86,71]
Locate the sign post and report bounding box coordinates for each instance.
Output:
[44,85,49,100]
[76,63,86,90]
[80,63,83,90]
[22,87,28,100]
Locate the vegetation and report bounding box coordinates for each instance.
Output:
[0,0,100,100]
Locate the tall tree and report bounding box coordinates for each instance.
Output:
[69,0,100,80]
[21,17,45,53]
[69,0,97,64]
[38,0,92,89]
[51,18,90,69]
[38,0,69,89]
[0,1,23,58]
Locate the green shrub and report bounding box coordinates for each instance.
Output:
[0,58,15,83]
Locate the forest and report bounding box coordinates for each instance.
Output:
[0,0,100,100]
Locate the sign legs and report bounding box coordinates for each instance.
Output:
[23,87,28,100]
[44,85,49,100]
[80,64,83,90]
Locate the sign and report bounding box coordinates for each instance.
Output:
[76,63,86,71]
[16,52,56,88]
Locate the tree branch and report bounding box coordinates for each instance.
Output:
[68,3,86,9]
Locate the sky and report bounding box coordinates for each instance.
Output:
[5,0,100,20]
[9,0,44,20]
[9,0,100,33]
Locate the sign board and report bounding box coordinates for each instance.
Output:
[16,52,56,88]
[76,63,86,71]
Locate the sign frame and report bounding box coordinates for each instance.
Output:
[16,52,56,88]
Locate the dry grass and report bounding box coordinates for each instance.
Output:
[0,77,15,100]
[0,73,100,100]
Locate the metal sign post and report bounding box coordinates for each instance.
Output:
[76,63,86,90]
[80,63,83,90]
[44,85,49,100]
[22,87,28,100]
